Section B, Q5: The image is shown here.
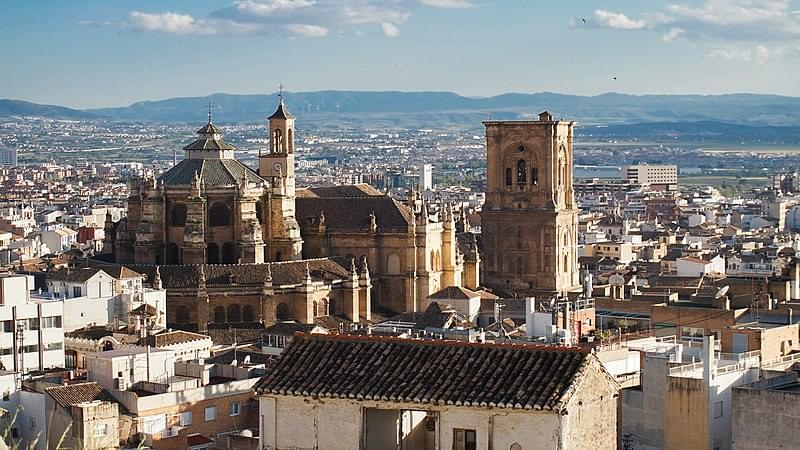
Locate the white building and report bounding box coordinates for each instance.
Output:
[0,274,65,374]
[85,346,176,390]
[38,227,77,253]
[420,164,433,191]
[621,164,678,190]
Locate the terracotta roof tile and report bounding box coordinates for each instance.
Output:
[45,382,115,408]
[254,334,597,411]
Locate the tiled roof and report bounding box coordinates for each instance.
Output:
[145,330,210,347]
[268,99,293,120]
[264,322,320,336]
[428,286,481,300]
[120,258,351,289]
[45,382,115,408]
[158,159,263,187]
[254,334,598,410]
[296,196,413,231]
[296,184,384,198]
[47,267,105,283]
[101,266,142,280]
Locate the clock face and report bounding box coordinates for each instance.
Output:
[272,162,283,173]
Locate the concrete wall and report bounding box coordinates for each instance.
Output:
[665,377,708,450]
[621,355,670,450]
[258,394,617,450]
[732,383,800,450]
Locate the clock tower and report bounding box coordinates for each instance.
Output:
[259,97,303,261]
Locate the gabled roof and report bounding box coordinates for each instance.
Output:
[47,267,106,283]
[254,334,600,411]
[45,382,115,408]
[145,330,210,347]
[101,266,142,280]
[296,184,384,198]
[296,196,413,231]
[428,286,481,300]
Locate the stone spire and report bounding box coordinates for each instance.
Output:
[153,266,162,290]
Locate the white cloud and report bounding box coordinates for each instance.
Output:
[418,0,475,8]
[707,44,779,63]
[129,11,211,35]
[593,9,647,30]
[125,0,477,39]
[234,0,316,16]
[285,23,329,37]
[662,27,686,42]
[381,22,400,37]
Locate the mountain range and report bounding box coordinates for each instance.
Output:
[3,91,800,132]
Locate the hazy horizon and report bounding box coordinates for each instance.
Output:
[3,0,800,108]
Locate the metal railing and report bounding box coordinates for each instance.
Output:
[761,352,800,369]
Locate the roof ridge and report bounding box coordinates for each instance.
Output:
[291,332,590,353]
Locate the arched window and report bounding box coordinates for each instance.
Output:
[242,305,254,322]
[387,253,401,274]
[213,306,225,323]
[102,340,114,351]
[517,160,527,185]
[517,257,523,276]
[276,303,290,320]
[170,203,187,227]
[505,168,512,186]
[207,243,220,264]
[175,305,190,324]
[320,299,329,316]
[287,129,294,153]
[165,243,180,265]
[227,304,241,322]
[313,300,319,318]
[209,203,232,227]
[273,129,283,153]
[222,242,238,264]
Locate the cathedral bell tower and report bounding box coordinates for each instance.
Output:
[258,96,303,261]
[480,112,580,296]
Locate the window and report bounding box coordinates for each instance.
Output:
[531,167,538,186]
[94,423,108,436]
[505,168,512,186]
[170,203,187,227]
[26,318,39,331]
[229,401,240,416]
[204,406,216,422]
[72,286,82,298]
[22,344,39,353]
[713,401,723,418]
[42,316,62,328]
[227,304,241,322]
[209,204,232,227]
[213,306,225,323]
[242,305,254,322]
[453,428,476,450]
[180,411,192,426]
[44,342,63,351]
[516,160,527,185]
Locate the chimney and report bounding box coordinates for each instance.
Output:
[525,297,536,339]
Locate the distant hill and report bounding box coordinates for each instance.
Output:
[0,99,98,120]
[4,91,800,129]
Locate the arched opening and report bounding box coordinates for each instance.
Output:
[319,299,328,316]
[222,242,238,264]
[242,305,254,322]
[287,128,294,153]
[207,243,220,264]
[276,303,290,320]
[255,202,263,225]
[517,159,527,186]
[227,304,241,322]
[517,257,523,276]
[387,253,401,274]
[213,306,225,323]
[102,340,114,351]
[175,305,190,324]
[170,203,187,227]
[165,243,180,265]
[209,203,232,227]
[312,300,319,318]
[505,167,512,186]
[273,129,283,153]
[532,167,538,186]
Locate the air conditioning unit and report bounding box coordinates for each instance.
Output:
[114,377,127,390]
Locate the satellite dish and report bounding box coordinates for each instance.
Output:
[243,355,251,365]
[715,285,730,299]
[609,274,625,287]
[231,359,238,367]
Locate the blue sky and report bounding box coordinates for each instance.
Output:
[1,0,799,108]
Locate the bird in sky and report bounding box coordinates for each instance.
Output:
[612,76,617,80]
[580,18,587,23]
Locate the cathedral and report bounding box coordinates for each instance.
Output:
[102,98,476,330]
[480,111,581,297]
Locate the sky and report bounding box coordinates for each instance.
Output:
[1,0,799,108]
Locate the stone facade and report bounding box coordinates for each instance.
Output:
[481,112,580,296]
